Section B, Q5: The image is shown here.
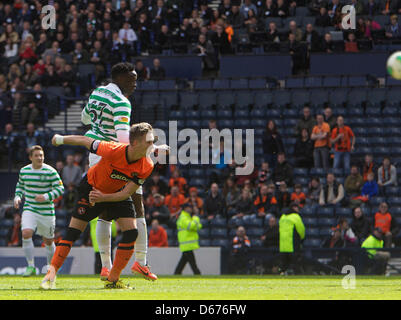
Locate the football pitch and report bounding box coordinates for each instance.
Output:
[0,275,401,300]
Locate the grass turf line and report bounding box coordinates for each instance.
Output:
[0,275,401,300]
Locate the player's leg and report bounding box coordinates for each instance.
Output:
[96,213,113,280]
[105,217,138,288]
[130,190,158,280]
[37,214,56,267]
[90,152,114,274]
[21,212,37,276]
[41,217,88,289]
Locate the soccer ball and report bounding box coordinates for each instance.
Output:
[387,51,401,80]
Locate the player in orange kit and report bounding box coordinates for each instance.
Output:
[40,123,162,289]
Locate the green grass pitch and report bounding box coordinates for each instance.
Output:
[0,275,401,300]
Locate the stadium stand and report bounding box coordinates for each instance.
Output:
[2,0,401,275]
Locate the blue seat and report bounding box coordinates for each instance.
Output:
[180,92,199,109]
[158,79,176,90]
[253,91,273,108]
[199,92,217,108]
[286,77,304,88]
[201,109,216,119]
[309,88,328,107]
[335,207,352,217]
[303,218,318,227]
[199,239,211,246]
[236,91,254,108]
[230,78,249,89]
[200,218,210,228]
[194,79,213,90]
[249,78,266,89]
[391,207,401,216]
[318,217,336,226]
[210,217,227,228]
[293,168,308,177]
[234,109,249,118]
[310,168,325,177]
[210,228,228,239]
[247,227,264,237]
[295,177,309,186]
[300,205,316,216]
[347,76,367,87]
[56,219,67,228]
[213,79,230,89]
[190,178,206,188]
[217,109,232,119]
[140,80,158,90]
[217,91,236,107]
[388,197,401,206]
[317,207,334,217]
[304,76,322,87]
[385,186,400,196]
[304,238,321,248]
[273,90,291,107]
[319,228,331,237]
[322,76,341,87]
[186,110,200,119]
[307,228,320,237]
[234,119,251,128]
[211,239,230,248]
[166,228,175,238]
[170,110,185,120]
[218,119,234,128]
[329,88,348,106]
[250,109,266,119]
[370,197,386,206]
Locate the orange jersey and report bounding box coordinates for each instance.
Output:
[87,141,154,193]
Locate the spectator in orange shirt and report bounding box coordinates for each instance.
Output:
[148,219,169,247]
[311,114,331,171]
[168,169,188,194]
[330,116,355,173]
[291,184,306,208]
[164,186,186,219]
[254,184,278,218]
[374,202,399,248]
[186,187,204,216]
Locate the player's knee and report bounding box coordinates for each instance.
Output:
[22,229,33,239]
[121,228,138,243]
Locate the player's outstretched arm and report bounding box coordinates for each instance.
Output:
[89,181,139,203]
[52,134,95,150]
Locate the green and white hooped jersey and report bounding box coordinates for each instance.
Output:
[82,83,132,142]
[15,164,64,216]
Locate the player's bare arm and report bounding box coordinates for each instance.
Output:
[52,134,95,150]
[89,181,139,203]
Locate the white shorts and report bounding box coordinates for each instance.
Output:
[21,212,55,239]
[88,152,143,195]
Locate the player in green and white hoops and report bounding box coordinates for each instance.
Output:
[14,145,64,277]
[81,62,157,281]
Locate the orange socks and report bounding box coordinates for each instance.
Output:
[51,240,73,272]
[108,241,135,282]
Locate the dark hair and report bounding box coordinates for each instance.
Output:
[111,62,135,80]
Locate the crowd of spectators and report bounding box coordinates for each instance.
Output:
[1,0,401,94]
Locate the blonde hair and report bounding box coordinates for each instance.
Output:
[129,122,153,144]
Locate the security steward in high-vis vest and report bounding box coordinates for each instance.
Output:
[361,227,390,274]
[279,202,305,274]
[174,203,203,275]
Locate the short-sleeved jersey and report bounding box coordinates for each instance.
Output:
[15,164,64,216]
[312,122,331,148]
[331,126,354,152]
[82,83,131,142]
[87,141,154,193]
